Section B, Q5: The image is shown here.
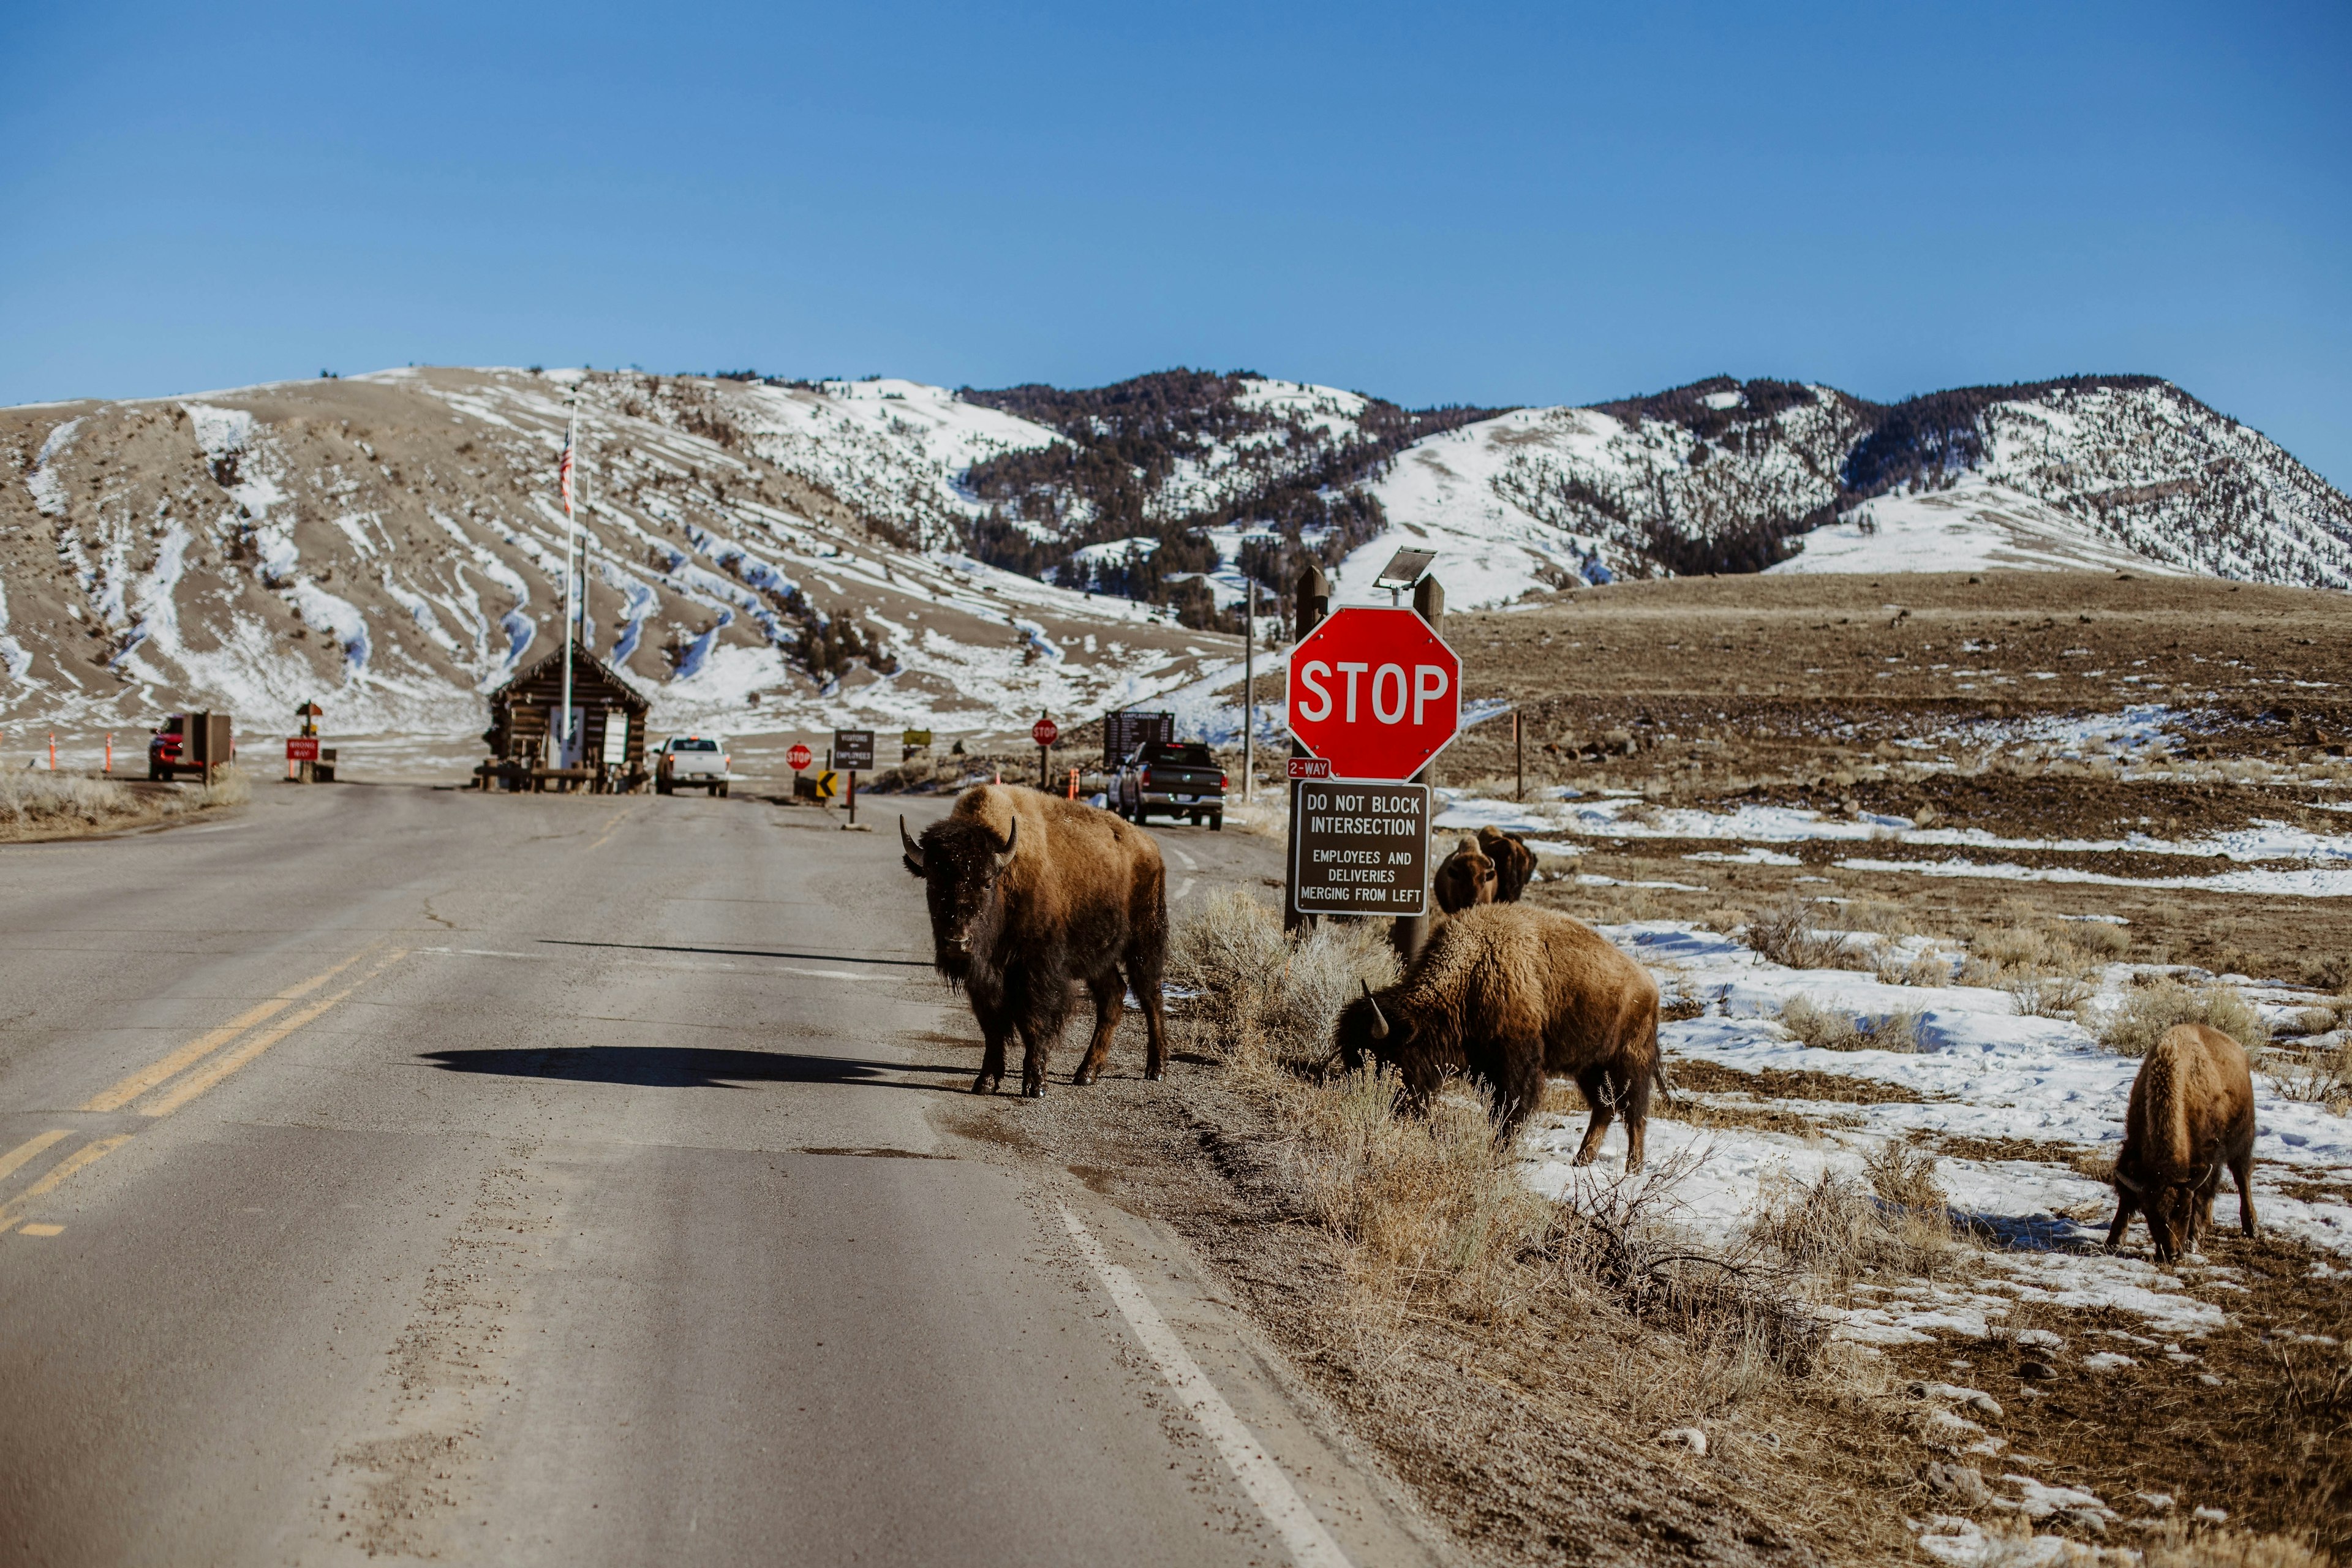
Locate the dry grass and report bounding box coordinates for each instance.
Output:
[0,766,248,841]
[2141,1529,2336,1568]
[2098,978,2274,1057]
[1169,891,1836,1396]
[1779,994,1923,1053]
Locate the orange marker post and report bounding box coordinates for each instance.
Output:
[104,734,113,775]
[48,733,56,771]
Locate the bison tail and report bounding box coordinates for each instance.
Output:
[1651,1046,1677,1107]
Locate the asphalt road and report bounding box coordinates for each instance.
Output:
[0,782,1427,1567]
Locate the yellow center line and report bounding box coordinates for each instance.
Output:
[138,950,409,1119]
[587,804,639,853]
[0,1136,132,1235]
[80,944,381,1113]
[0,1129,72,1182]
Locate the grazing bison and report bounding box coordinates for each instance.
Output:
[2106,1023,2256,1262]
[901,785,1169,1096]
[1432,836,1499,914]
[1334,903,1670,1166]
[1477,825,1536,903]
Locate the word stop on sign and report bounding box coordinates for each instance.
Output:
[1285,606,1461,783]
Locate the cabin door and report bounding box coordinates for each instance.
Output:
[548,707,586,769]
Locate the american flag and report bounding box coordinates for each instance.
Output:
[557,438,575,511]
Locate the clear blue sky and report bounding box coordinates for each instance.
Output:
[5,2,2346,484]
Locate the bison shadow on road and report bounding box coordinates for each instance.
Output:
[418,1046,971,1091]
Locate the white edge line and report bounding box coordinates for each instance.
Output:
[1169,845,1199,870]
[1174,876,1196,902]
[1057,1205,1353,1568]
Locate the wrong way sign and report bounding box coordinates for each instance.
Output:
[1286,606,1461,782]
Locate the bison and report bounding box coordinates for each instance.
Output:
[1432,835,1499,914]
[1477,825,1536,903]
[901,785,1169,1096]
[1334,903,1670,1167]
[2105,1022,2257,1262]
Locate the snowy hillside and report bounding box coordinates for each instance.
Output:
[1355,375,2352,606]
[0,368,1237,740]
[5,363,2346,742]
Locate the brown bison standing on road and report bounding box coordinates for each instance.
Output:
[2106,1023,2257,1262]
[1335,904,1669,1167]
[902,786,1170,1096]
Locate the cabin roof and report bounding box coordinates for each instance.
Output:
[484,643,652,714]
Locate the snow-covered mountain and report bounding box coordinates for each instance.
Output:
[4,364,2344,740]
[1356,375,2352,601]
[0,368,1235,739]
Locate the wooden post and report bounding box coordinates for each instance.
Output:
[1390,575,1446,965]
[1515,707,1523,802]
[1283,563,1330,934]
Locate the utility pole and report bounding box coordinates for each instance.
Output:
[1390,573,1446,964]
[1242,578,1255,804]
[1515,707,1524,802]
[1283,562,1330,934]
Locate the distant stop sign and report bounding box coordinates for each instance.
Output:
[786,743,813,771]
[1287,607,1461,782]
[1032,717,1060,747]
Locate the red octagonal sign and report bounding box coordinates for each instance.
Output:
[1287,607,1461,782]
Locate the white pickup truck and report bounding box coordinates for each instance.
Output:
[653,736,731,796]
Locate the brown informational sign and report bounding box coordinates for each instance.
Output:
[832,729,875,771]
[1102,709,1174,766]
[1289,780,1429,918]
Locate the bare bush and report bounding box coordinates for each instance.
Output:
[2003,966,2097,1019]
[1872,941,1954,988]
[1863,1139,1946,1211]
[1779,995,1921,1053]
[2262,1039,2352,1115]
[1746,899,1852,970]
[1168,889,1397,1071]
[2099,979,2272,1057]
[1747,1161,1964,1281]
[2143,1529,2335,1568]
[1535,1151,1828,1382]
[2054,918,2130,960]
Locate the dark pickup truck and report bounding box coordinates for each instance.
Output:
[1112,741,1226,830]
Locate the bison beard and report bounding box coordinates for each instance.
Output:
[902,785,1170,1096]
[1335,904,1670,1167]
[2107,1022,2258,1262]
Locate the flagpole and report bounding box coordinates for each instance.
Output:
[560,399,578,767]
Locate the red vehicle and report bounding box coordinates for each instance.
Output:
[147,715,232,780]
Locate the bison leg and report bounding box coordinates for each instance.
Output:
[1488,1050,1545,1144]
[2231,1148,2257,1238]
[2104,1188,2140,1253]
[1125,909,1170,1083]
[1619,1060,1656,1174]
[974,1021,1011,1095]
[1071,975,1123,1086]
[1570,1068,1620,1167]
[1017,1019,1055,1098]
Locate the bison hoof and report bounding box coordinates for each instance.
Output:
[971,1073,1000,1095]
[1022,1079,1046,1099]
[1571,1151,1598,1167]
[1071,1068,1098,1087]
[1144,1065,1164,1081]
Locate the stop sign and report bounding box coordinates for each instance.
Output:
[786,743,813,771]
[1287,607,1461,781]
[1032,717,1060,747]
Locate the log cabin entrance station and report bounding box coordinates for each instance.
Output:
[476,644,650,793]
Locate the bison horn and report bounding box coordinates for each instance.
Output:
[1362,979,1389,1041]
[2112,1169,2141,1194]
[991,816,1019,873]
[900,816,925,873]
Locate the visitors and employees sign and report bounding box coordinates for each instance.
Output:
[832,729,875,770]
[1289,781,1430,918]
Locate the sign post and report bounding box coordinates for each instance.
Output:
[1284,565,1330,932]
[1282,581,1459,948]
[1031,714,1058,790]
[833,729,874,824]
